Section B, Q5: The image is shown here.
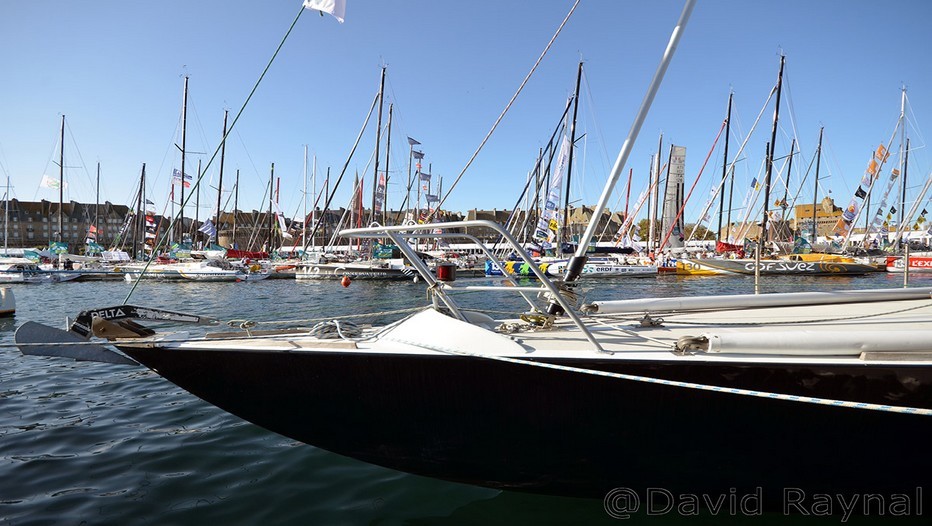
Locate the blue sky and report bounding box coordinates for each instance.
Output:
[1,0,930,229]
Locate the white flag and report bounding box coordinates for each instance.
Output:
[303,0,345,23]
[41,175,66,190]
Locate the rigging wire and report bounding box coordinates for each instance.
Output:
[124,3,310,302]
[428,0,581,221]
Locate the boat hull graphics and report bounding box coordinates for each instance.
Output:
[678,258,880,276]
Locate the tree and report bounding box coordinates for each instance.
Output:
[685,223,715,240]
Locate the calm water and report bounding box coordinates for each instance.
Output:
[1,273,927,525]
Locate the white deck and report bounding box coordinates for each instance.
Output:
[142,294,932,368]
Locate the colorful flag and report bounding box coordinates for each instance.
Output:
[875,144,889,162]
[303,0,345,23]
[172,169,192,188]
[198,219,217,238]
[373,173,386,214]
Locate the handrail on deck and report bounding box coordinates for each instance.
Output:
[340,220,604,352]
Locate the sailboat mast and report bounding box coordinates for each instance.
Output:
[561,62,584,253]
[135,164,145,259]
[717,92,733,242]
[812,127,823,244]
[782,139,795,208]
[661,144,674,248]
[4,174,8,251]
[268,163,274,252]
[371,67,386,222]
[649,133,663,252]
[58,114,65,244]
[897,87,907,238]
[303,145,308,248]
[195,159,201,243]
[179,75,189,243]
[383,103,393,226]
[95,162,100,240]
[899,137,910,244]
[216,110,228,245]
[559,0,694,288]
[233,169,239,247]
[781,138,796,242]
[760,55,785,246]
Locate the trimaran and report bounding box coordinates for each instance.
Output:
[14,0,931,508]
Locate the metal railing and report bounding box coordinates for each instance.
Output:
[340,220,604,351]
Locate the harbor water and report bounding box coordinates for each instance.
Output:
[1,273,928,525]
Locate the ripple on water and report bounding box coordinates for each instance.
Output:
[1,276,924,524]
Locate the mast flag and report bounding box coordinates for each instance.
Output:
[40,175,65,190]
[303,0,346,23]
[198,219,217,238]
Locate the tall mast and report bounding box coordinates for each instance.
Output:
[716,92,733,242]
[233,169,239,247]
[371,66,386,222]
[760,55,785,246]
[562,60,584,254]
[136,164,145,259]
[4,174,9,251]
[559,0,695,289]
[811,127,823,243]
[897,87,907,236]
[195,159,201,243]
[648,133,663,252]
[661,144,674,247]
[780,138,796,242]
[899,137,910,244]
[95,162,100,241]
[179,75,189,243]
[216,110,228,245]
[383,103,393,226]
[268,163,275,252]
[303,145,308,248]
[312,157,319,249]
[58,114,65,244]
